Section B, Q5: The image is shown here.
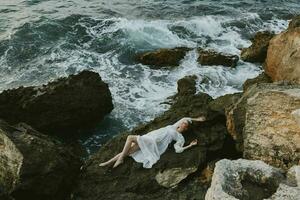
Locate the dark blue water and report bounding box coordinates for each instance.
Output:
[1,0,299,153]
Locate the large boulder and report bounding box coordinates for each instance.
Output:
[197,49,239,67]
[73,76,234,200]
[241,31,274,63]
[0,120,82,200]
[226,83,300,169]
[0,71,113,135]
[243,83,300,169]
[205,159,299,200]
[264,16,300,84]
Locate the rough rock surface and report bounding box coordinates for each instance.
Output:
[0,71,113,135]
[136,47,191,68]
[0,120,82,200]
[243,84,300,169]
[288,15,300,29]
[226,83,300,164]
[242,72,272,91]
[241,31,274,63]
[136,47,239,68]
[73,76,235,200]
[209,93,242,115]
[197,49,239,67]
[264,16,300,83]
[205,159,299,200]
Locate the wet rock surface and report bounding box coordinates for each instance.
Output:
[136,47,191,68]
[0,71,113,136]
[241,31,274,63]
[0,120,82,200]
[136,47,239,68]
[197,49,239,67]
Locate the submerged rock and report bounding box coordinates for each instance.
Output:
[0,120,82,200]
[264,16,300,84]
[197,49,239,67]
[73,76,234,200]
[136,47,191,68]
[241,31,274,63]
[0,71,113,135]
[205,159,299,200]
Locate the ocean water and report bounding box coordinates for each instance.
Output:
[0,0,299,153]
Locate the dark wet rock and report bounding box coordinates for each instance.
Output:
[209,93,242,115]
[241,31,275,63]
[177,75,197,96]
[205,159,296,200]
[242,72,272,91]
[73,76,235,200]
[136,47,191,68]
[0,120,82,200]
[197,49,239,67]
[288,15,300,29]
[136,47,239,68]
[0,71,113,136]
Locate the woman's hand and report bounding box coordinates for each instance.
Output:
[189,139,198,146]
[191,116,206,122]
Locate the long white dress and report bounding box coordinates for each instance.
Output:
[129,117,192,168]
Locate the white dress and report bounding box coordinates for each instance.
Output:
[129,117,192,168]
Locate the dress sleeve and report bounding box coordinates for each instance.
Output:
[172,117,192,128]
[173,134,185,153]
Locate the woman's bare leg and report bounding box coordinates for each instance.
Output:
[99,140,139,167]
[99,153,121,167]
[113,135,138,168]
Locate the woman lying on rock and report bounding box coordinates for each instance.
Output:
[99,116,206,168]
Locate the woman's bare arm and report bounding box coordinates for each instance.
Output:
[190,116,206,122]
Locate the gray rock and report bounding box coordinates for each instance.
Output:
[205,159,290,200]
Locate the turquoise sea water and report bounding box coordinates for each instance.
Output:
[0,0,299,153]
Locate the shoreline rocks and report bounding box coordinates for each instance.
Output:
[0,71,113,136]
[0,120,82,200]
[136,47,239,68]
[241,31,274,63]
[136,47,190,68]
[197,49,239,67]
[72,75,238,200]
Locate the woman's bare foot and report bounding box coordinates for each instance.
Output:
[99,161,113,167]
[113,157,124,168]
